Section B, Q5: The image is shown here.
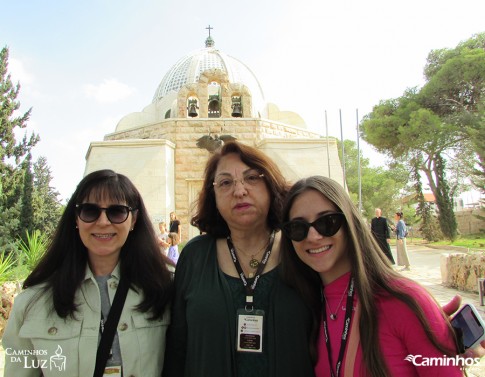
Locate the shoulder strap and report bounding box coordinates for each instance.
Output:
[93,278,130,377]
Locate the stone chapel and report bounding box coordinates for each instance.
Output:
[84,32,344,240]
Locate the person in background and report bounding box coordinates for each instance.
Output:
[395,211,411,271]
[280,175,465,376]
[3,169,173,377]
[162,141,315,377]
[167,232,180,265]
[169,211,181,243]
[158,221,170,256]
[370,208,395,264]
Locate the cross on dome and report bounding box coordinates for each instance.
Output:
[206,25,213,37]
[205,25,215,47]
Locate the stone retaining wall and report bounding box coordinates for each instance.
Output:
[455,209,485,235]
[441,252,485,292]
[0,282,18,338]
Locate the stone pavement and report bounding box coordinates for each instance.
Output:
[1,243,484,376]
[396,243,485,376]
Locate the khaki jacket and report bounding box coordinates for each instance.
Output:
[2,264,170,377]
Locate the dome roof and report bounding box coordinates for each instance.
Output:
[152,37,265,107]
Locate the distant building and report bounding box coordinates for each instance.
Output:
[401,192,437,213]
[83,32,344,239]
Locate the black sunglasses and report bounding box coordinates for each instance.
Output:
[282,212,345,242]
[75,203,136,224]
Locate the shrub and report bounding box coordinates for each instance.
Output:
[17,229,48,271]
[0,252,15,285]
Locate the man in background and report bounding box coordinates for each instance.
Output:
[371,208,395,264]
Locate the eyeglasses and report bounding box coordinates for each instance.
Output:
[281,212,345,241]
[75,203,136,224]
[213,171,265,193]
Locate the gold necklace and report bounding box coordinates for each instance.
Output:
[231,234,270,270]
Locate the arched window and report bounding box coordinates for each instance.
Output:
[208,98,220,118]
[164,109,171,119]
[208,81,221,118]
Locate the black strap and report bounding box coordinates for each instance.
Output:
[93,277,130,377]
[226,231,275,309]
[321,277,355,377]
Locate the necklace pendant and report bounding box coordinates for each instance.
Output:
[330,314,337,320]
[249,258,259,269]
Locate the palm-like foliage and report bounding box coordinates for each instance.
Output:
[17,230,48,271]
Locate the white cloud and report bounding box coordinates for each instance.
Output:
[84,78,136,103]
[9,58,34,85]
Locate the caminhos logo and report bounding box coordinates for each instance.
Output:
[6,345,67,371]
[405,354,479,367]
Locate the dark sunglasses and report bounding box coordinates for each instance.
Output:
[75,203,136,224]
[282,212,345,242]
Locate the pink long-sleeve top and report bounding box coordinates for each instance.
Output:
[315,272,464,377]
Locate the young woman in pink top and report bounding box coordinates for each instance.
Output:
[280,175,465,377]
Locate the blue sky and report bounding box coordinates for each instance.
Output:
[1,0,485,201]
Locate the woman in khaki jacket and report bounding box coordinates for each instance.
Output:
[3,169,173,377]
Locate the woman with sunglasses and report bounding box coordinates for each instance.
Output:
[3,169,173,377]
[280,175,465,376]
[162,141,315,377]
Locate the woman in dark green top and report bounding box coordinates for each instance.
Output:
[163,142,315,377]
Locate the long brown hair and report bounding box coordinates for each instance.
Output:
[280,176,459,376]
[191,141,289,237]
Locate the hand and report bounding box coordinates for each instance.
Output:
[442,295,485,359]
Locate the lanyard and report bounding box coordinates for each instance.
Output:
[99,314,113,359]
[94,278,129,377]
[321,277,355,377]
[226,231,275,309]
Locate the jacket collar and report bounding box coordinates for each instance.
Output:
[83,262,121,281]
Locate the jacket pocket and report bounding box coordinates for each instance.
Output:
[131,312,170,353]
[19,318,81,375]
[119,312,170,377]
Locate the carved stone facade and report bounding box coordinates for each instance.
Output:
[84,47,343,240]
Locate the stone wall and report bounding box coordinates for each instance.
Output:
[100,118,343,240]
[455,209,485,235]
[0,282,19,338]
[441,252,485,292]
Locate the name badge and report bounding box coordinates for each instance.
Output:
[103,366,121,377]
[236,308,264,353]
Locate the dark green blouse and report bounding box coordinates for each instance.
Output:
[163,234,315,377]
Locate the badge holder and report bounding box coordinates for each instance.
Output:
[227,232,275,354]
[237,302,264,353]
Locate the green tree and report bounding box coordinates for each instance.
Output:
[361,93,459,240]
[422,32,485,198]
[32,156,62,237]
[467,102,485,194]
[20,153,34,238]
[337,139,407,220]
[0,197,20,253]
[411,157,442,241]
[361,33,485,240]
[0,46,40,249]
